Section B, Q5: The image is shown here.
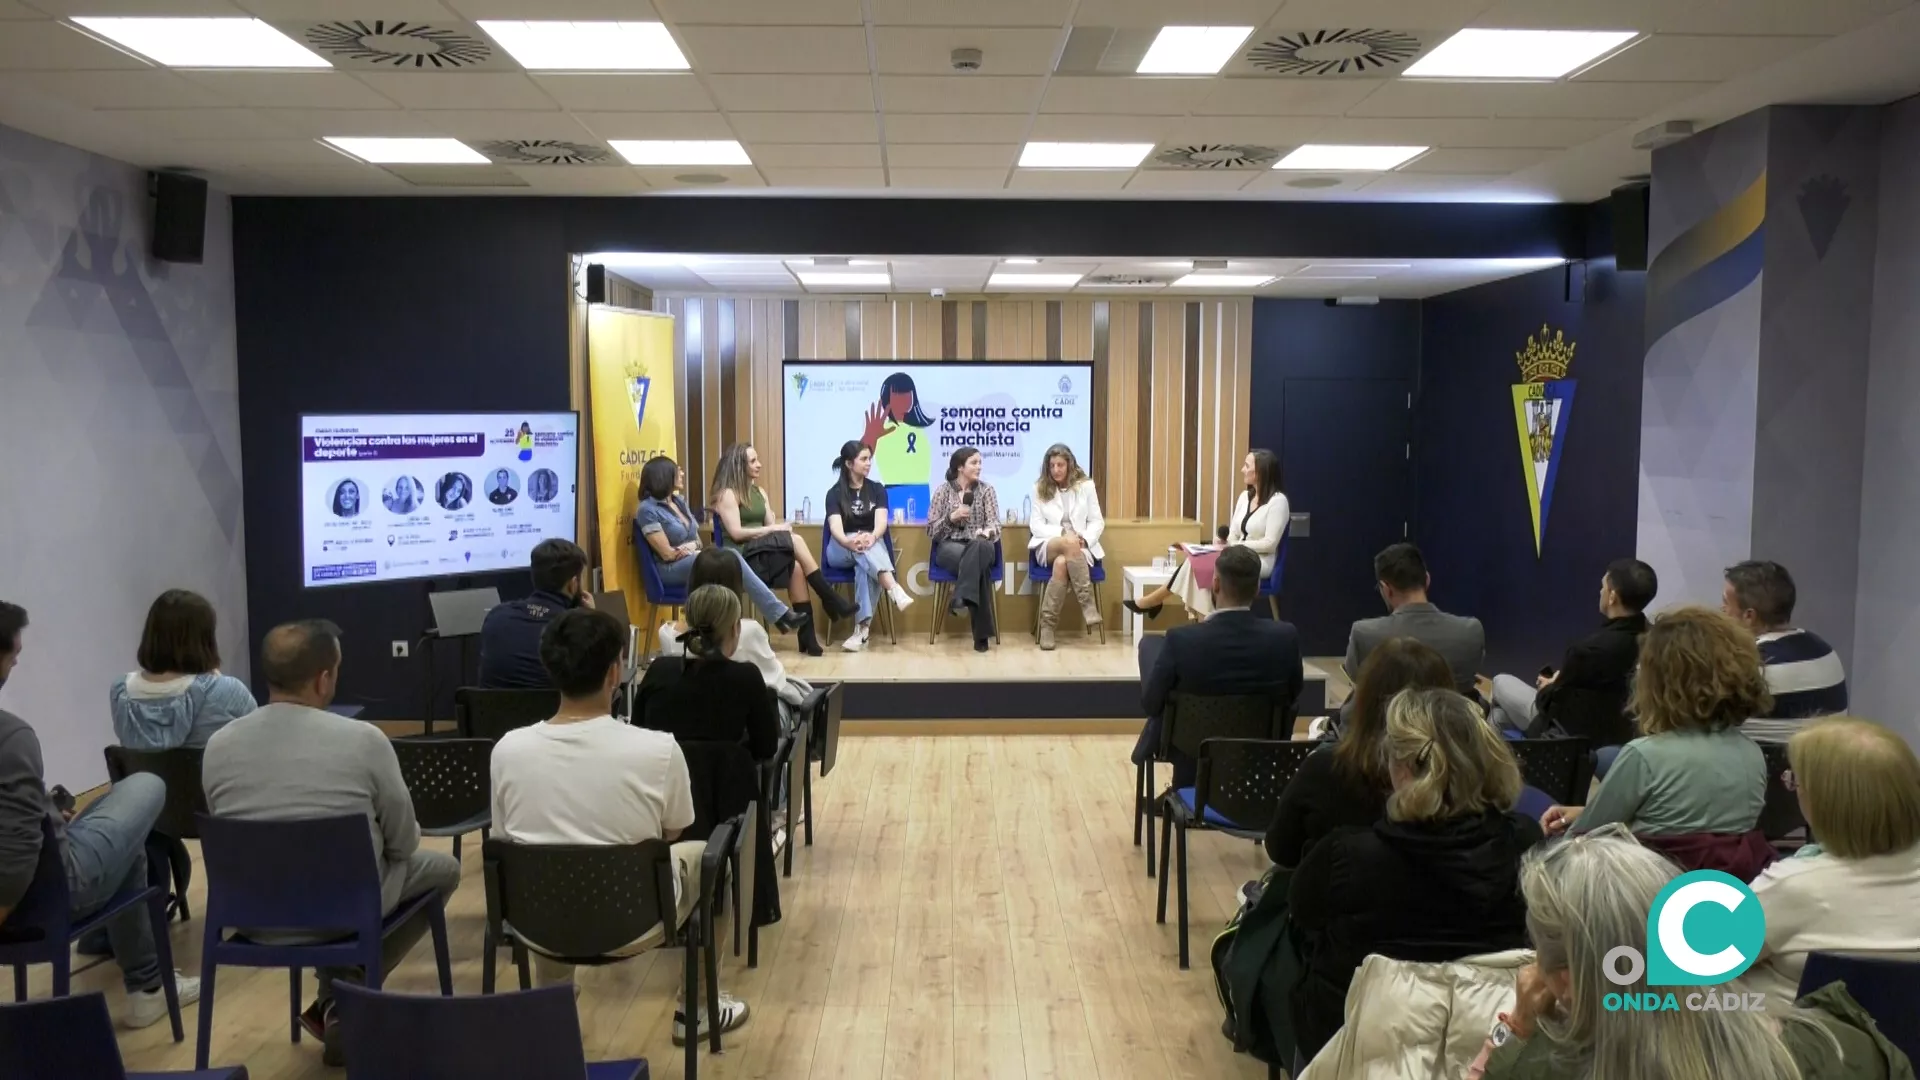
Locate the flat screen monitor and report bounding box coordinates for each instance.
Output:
[301,412,579,588]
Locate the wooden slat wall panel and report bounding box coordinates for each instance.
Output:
[1107,300,1140,521]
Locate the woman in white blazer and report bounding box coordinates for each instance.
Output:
[1126,448,1289,621]
[1028,444,1105,649]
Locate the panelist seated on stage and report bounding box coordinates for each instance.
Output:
[1485,558,1656,747]
[1344,542,1483,701]
[1131,545,1304,787]
[476,538,593,691]
[636,584,779,763]
[1027,443,1104,651]
[822,439,915,654]
[633,456,804,634]
[710,442,856,657]
[927,446,1003,653]
[1124,449,1287,622]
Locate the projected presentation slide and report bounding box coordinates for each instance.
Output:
[301,412,579,588]
[782,362,1093,523]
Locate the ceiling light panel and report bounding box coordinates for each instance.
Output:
[1273,145,1426,171]
[1018,142,1153,169]
[1171,273,1275,288]
[988,273,1085,288]
[1403,29,1637,80]
[1136,26,1254,75]
[610,140,751,166]
[477,21,689,71]
[796,272,891,287]
[323,137,487,164]
[71,17,328,68]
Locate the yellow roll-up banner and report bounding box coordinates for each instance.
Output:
[588,306,677,628]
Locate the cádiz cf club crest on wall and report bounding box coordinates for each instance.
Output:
[1511,325,1576,556]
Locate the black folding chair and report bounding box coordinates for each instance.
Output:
[1756,740,1806,848]
[1507,737,1594,806]
[1797,952,1920,1066]
[1157,737,1316,969]
[101,745,205,923]
[1138,691,1290,878]
[391,737,493,861]
[455,687,559,742]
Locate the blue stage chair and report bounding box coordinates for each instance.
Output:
[192,815,453,1069]
[1257,533,1289,618]
[332,982,647,1080]
[820,531,900,645]
[1797,953,1920,1066]
[926,536,1003,645]
[0,815,184,1042]
[637,547,689,658]
[0,992,244,1079]
[1025,553,1107,644]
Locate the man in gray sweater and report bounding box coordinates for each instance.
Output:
[0,601,200,1028]
[203,618,461,1065]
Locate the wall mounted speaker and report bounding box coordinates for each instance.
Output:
[1611,182,1650,272]
[149,171,207,264]
[585,263,607,304]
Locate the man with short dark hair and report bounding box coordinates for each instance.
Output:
[1722,560,1848,739]
[1487,558,1658,747]
[0,601,202,1028]
[203,620,461,1064]
[477,538,596,690]
[1344,543,1484,696]
[490,608,748,1044]
[1132,545,1305,785]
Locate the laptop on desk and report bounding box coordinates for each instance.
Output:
[427,587,500,639]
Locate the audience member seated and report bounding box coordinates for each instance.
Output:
[1472,827,1902,1080]
[636,585,778,762]
[1289,688,1538,1061]
[0,601,202,1028]
[477,538,595,690]
[1485,558,1655,747]
[1344,543,1484,700]
[110,589,256,751]
[490,607,748,1043]
[1723,560,1850,741]
[659,549,814,734]
[1265,638,1455,868]
[634,455,805,635]
[1744,717,1920,1011]
[202,619,461,1065]
[1131,545,1303,787]
[1541,607,1771,877]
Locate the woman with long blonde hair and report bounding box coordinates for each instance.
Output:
[1026,443,1104,649]
[709,442,855,656]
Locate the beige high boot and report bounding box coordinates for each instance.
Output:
[1038,575,1066,650]
[1066,552,1102,626]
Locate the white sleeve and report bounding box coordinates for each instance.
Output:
[1080,481,1105,546]
[1027,491,1060,541]
[738,620,785,688]
[1241,493,1288,557]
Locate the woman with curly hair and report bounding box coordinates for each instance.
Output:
[1541,606,1771,841]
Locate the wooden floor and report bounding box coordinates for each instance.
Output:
[66,736,1274,1079]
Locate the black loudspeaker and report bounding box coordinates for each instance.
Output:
[1611,182,1650,272]
[585,263,607,304]
[149,171,207,264]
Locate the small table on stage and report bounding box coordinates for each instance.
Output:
[1122,565,1174,648]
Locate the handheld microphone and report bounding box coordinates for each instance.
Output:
[962,491,974,507]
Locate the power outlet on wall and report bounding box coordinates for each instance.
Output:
[391,640,409,658]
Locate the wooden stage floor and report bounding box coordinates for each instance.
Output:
[79,736,1278,1079]
[778,630,1345,687]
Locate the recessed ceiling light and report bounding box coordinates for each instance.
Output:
[610,140,750,166]
[71,17,328,68]
[476,21,688,71]
[1288,274,1377,281]
[1171,274,1276,288]
[988,272,1085,288]
[1273,145,1426,171]
[1136,26,1255,75]
[809,256,853,266]
[323,137,486,164]
[796,272,891,287]
[1018,142,1153,169]
[1003,257,1040,265]
[1301,263,1411,271]
[1484,257,1567,268]
[1404,29,1637,80]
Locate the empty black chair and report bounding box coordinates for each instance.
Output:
[1157,737,1316,968]
[0,991,245,1079]
[1138,691,1290,878]
[391,738,493,861]
[455,688,558,742]
[103,745,206,923]
[1757,740,1807,845]
[1797,952,1920,1066]
[1507,737,1594,807]
[332,981,645,1080]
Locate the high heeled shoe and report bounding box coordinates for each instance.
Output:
[1122,598,1163,620]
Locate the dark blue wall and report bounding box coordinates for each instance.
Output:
[1414,260,1647,675]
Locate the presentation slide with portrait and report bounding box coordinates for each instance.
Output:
[301,412,579,588]
[781,362,1094,523]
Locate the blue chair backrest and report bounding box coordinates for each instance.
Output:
[333,982,593,1080]
[0,992,129,1078]
[637,539,675,603]
[1262,532,1289,595]
[197,814,385,937]
[1797,952,1920,1065]
[1,815,71,941]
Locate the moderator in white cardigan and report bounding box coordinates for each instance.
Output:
[1026,478,1106,562]
[1225,489,1290,577]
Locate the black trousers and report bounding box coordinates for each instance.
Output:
[934,538,997,642]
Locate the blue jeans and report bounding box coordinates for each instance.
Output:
[64,772,166,993]
[657,548,790,622]
[824,540,896,623]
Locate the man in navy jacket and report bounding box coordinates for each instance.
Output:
[477,539,594,690]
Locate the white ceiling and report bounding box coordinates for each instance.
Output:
[0,0,1916,200]
[591,252,1569,299]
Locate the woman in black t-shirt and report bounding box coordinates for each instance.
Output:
[821,440,915,652]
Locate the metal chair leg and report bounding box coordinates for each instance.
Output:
[929,583,942,644]
[1176,820,1191,969]
[1155,804,1173,924]
[1094,580,1107,644]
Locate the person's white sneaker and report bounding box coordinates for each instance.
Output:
[673,992,750,1045]
[125,973,201,1030]
[840,625,870,652]
[890,584,914,611]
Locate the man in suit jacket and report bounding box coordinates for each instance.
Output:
[1133,545,1305,786]
[1344,543,1484,698]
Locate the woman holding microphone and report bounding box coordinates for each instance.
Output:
[927,446,1001,652]
[1124,448,1288,621]
[822,440,914,652]
[1027,443,1105,650]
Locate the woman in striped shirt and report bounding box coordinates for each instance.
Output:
[928,446,1001,652]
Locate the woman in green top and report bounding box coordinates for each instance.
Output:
[710,442,855,657]
[1470,828,1908,1080]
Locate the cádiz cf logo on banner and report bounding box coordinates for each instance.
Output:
[1511,324,1576,556]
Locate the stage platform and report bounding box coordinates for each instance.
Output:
[772,631,1344,723]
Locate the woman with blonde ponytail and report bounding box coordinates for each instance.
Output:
[635,583,779,762]
[1288,688,1543,1061]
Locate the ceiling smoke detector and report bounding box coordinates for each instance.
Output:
[951,47,983,71]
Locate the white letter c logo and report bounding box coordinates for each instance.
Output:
[1657,879,1749,978]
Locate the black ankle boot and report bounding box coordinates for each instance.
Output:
[807,569,857,619]
[794,603,824,656]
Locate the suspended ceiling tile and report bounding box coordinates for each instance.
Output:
[674,25,872,74]
[180,70,401,109]
[1195,77,1387,116]
[871,27,1064,76]
[357,72,559,110]
[870,0,1074,29]
[762,165,886,187]
[749,142,883,167]
[880,75,1043,114]
[572,110,733,140]
[531,72,715,111]
[880,112,1029,143]
[1040,75,1216,115]
[706,73,874,111]
[728,111,878,142]
[887,167,1008,189]
[884,142,1019,168]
